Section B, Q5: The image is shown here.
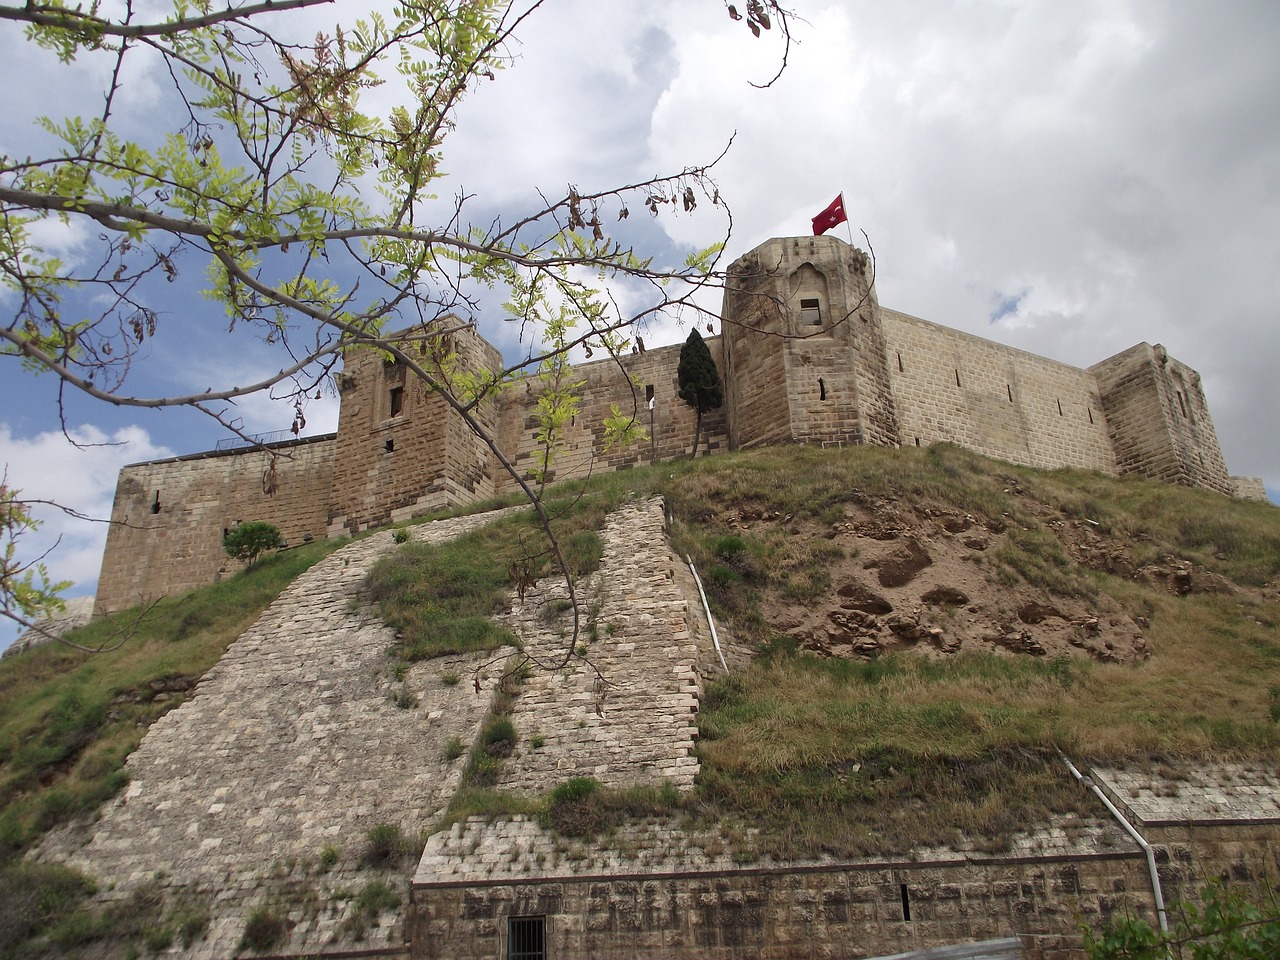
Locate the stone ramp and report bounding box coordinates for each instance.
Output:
[493,497,709,794]
[38,509,515,958]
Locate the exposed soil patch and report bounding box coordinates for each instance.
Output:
[725,499,1153,664]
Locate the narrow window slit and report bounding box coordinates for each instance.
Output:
[900,884,912,922]
[1007,385,1013,402]
[389,386,404,417]
[1057,399,1063,416]
[384,439,395,453]
[151,491,161,514]
[819,378,827,401]
[1088,408,1095,425]
[954,369,961,387]
[897,351,904,373]
[1176,391,1188,418]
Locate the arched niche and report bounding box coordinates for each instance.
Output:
[789,263,832,335]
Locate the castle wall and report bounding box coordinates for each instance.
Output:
[327,327,505,535]
[94,436,335,615]
[491,498,708,794]
[721,259,793,450]
[882,309,1117,474]
[492,340,729,494]
[412,809,1280,960]
[90,237,1253,616]
[1090,343,1233,495]
[1234,476,1269,502]
[411,849,1151,960]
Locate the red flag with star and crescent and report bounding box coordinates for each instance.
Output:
[811,193,847,236]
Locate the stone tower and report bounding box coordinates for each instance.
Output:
[1090,342,1233,495]
[720,235,899,451]
[326,324,505,535]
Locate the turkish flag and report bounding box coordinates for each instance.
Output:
[811,194,847,235]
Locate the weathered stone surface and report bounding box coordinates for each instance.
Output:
[38,509,518,958]
[494,498,714,795]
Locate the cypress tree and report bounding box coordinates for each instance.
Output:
[677,329,724,459]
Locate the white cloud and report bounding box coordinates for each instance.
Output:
[0,423,173,649]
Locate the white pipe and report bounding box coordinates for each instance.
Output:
[1060,753,1169,934]
[686,555,729,673]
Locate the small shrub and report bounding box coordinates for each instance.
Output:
[318,844,340,872]
[444,737,465,761]
[363,823,415,868]
[174,905,210,948]
[544,777,605,837]
[440,671,460,686]
[239,904,288,952]
[0,862,97,950]
[528,732,546,750]
[392,686,417,709]
[392,529,410,544]
[481,717,517,757]
[355,879,400,916]
[223,521,285,567]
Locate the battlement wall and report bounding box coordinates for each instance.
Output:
[881,309,1117,474]
[94,435,335,615]
[493,339,729,494]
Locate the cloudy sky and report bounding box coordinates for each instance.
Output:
[3,0,1278,649]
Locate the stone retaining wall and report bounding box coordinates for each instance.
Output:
[492,498,716,795]
[41,509,518,957]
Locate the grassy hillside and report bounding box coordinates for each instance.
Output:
[2,443,1278,920]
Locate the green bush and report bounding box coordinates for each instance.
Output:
[481,717,517,758]
[544,777,605,838]
[239,904,288,952]
[1085,880,1280,959]
[0,862,96,952]
[362,823,416,868]
[222,521,285,566]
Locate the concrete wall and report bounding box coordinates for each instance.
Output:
[411,849,1150,960]
[409,758,1280,960]
[881,309,1116,473]
[94,436,335,615]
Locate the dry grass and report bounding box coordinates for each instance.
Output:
[673,445,1280,858]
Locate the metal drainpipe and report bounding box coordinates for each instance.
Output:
[1060,752,1170,934]
[686,555,729,673]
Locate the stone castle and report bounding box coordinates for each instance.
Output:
[29,235,1280,959]
[94,235,1262,615]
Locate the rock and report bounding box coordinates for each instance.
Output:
[1018,602,1063,625]
[871,538,933,588]
[921,586,969,607]
[836,580,893,614]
